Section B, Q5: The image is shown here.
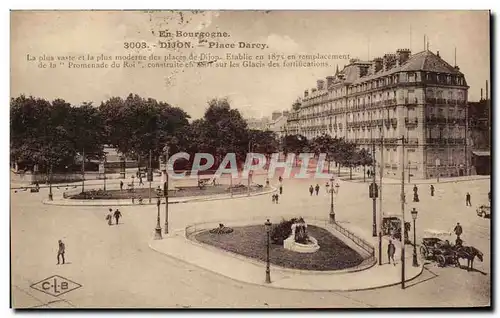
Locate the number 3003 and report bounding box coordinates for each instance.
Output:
[124,42,148,49]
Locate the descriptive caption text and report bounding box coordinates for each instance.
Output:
[26,52,351,69]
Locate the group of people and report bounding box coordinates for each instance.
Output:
[270,176,283,204]
[106,208,122,225]
[308,184,321,196]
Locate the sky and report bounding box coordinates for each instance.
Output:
[10,10,490,119]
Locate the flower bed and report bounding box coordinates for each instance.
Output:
[195,224,364,271]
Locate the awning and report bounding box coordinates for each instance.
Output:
[472,150,490,156]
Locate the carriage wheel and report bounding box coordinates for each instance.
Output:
[437,255,446,267]
[420,246,428,260]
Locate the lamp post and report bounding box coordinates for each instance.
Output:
[265,219,272,284]
[411,208,419,267]
[329,178,340,223]
[163,145,170,235]
[154,195,162,240]
[48,163,53,201]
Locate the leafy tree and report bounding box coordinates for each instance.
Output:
[354,148,373,182]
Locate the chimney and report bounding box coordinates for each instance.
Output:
[373,57,383,73]
[326,75,335,88]
[311,88,317,93]
[396,49,411,65]
[436,51,440,58]
[317,79,325,90]
[359,65,369,77]
[383,54,397,71]
[304,90,309,98]
[481,88,483,100]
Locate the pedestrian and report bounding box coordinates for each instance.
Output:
[430,185,435,197]
[309,185,314,196]
[106,208,113,225]
[315,184,320,196]
[466,192,471,206]
[271,194,275,203]
[131,196,135,204]
[278,176,283,183]
[138,195,143,204]
[114,209,122,225]
[57,240,65,265]
[387,239,396,266]
[279,184,283,195]
[454,222,463,239]
[265,178,270,187]
[275,194,279,204]
[325,182,330,194]
[139,175,144,186]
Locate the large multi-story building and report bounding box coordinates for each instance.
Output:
[286,48,470,179]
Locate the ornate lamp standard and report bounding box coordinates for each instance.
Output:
[411,208,419,267]
[163,145,170,235]
[154,194,162,240]
[264,219,272,284]
[329,177,340,223]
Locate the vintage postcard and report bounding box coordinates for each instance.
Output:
[10,10,491,308]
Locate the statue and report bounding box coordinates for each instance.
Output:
[283,217,319,253]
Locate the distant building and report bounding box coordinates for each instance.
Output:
[287,48,470,179]
[267,111,289,138]
[246,117,270,131]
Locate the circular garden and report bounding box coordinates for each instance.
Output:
[68,184,265,200]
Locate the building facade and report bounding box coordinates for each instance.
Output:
[286,49,470,179]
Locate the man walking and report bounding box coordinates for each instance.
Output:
[454,222,463,240]
[279,183,283,195]
[309,185,314,196]
[57,240,65,265]
[120,180,124,191]
[325,182,330,194]
[387,239,396,266]
[315,184,320,196]
[430,185,435,197]
[139,174,144,186]
[114,209,122,225]
[466,192,472,206]
[275,194,279,204]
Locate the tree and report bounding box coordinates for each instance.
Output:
[282,134,309,166]
[189,98,249,169]
[99,94,190,167]
[355,148,373,182]
[10,96,83,174]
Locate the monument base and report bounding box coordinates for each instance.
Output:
[283,236,320,253]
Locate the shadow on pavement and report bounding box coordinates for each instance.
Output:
[404,267,439,289]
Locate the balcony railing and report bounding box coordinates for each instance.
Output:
[405,117,418,128]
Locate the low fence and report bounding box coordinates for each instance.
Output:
[329,222,375,256]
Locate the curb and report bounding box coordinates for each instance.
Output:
[148,239,423,292]
[41,186,277,207]
[185,228,377,276]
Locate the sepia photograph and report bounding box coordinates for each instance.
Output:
[9,10,491,309]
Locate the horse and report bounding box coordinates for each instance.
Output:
[455,246,484,271]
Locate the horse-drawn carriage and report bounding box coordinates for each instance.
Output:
[419,230,457,267]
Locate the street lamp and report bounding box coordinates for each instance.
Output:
[265,219,272,284]
[411,208,419,267]
[329,177,340,223]
[163,145,170,235]
[48,163,53,201]
[154,195,163,240]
